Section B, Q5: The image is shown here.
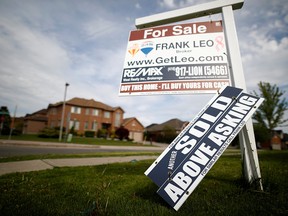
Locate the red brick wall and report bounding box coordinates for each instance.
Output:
[23,120,46,134]
[47,104,124,135]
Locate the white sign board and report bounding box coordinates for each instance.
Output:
[119,21,231,95]
[145,86,264,210]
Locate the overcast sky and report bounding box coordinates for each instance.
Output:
[0,0,287,132]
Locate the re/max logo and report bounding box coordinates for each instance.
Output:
[123,67,163,77]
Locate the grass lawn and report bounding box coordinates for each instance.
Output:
[0,151,287,215]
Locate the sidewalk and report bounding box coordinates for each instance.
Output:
[0,140,165,176]
[0,155,158,176]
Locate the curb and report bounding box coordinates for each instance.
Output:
[0,155,158,176]
[0,140,100,149]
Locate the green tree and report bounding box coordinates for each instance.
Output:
[161,125,177,144]
[252,82,288,133]
[0,106,11,135]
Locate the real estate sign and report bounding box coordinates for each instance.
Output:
[119,21,230,96]
[144,86,264,210]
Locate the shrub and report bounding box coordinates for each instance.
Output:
[115,126,129,140]
[97,129,107,138]
[38,127,59,138]
[84,131,95,138]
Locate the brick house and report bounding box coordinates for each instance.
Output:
[122,117,145,142]
[47,97,124,136]
[145,118,189,143]
[23,109,48,134]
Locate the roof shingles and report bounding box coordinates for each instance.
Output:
[49,97,121,111]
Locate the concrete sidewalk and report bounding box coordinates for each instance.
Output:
[0,155,158,176]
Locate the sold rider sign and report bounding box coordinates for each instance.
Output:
[119,21,230,95]
[145,86,264,210]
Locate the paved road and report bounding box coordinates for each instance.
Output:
[0,144,99,157]
[0,140,165,158]
[0,140,165,176]
[0,144,159,157]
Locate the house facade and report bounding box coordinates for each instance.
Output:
[23,109,48,134]
[47,97,124,136]
[145,118,189,143]
[122,117,145,142]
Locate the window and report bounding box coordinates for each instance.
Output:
[92,109,99,116]
[74,121,80,130]
[50,121,55,128]
[84,121,89,130]
[50,108,57,115]
[115,112,121,127]
[92,121,98,131]
[71,106,81,114]
[104,111,110,118]
[85,108,90,115]
[69,119,80,130]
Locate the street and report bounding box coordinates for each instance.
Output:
[0,141,164,158]
[0,144,105,157]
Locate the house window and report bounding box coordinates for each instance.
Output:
[51,121,55,128]
[85,108,90,115]
[69,119,80,130]
[71,106,81,114]
[115,112,121,127]
[92,121,97,131]
[92,109,99,116]
[50,108,57,115]
[104,111,110,118]
[84,121,89,130]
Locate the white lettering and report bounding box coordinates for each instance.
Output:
[173,172,192,190]
[189,120,210,138]
[164,183,184,203]
[175,135,197,155]
[211,96,232,111]
[183,161,201,177]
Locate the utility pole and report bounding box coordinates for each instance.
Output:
[59,83,69,142]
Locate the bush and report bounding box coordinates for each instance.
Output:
[97,129,107,138]
[84,131,95,138]
[115,126,129,140]
[38,127,60,138]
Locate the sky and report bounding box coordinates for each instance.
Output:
[0,0,287,132]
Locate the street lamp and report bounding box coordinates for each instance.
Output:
[59,83,69,142]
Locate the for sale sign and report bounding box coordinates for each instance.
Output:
[119,21,230,96]
[144,86,264,210]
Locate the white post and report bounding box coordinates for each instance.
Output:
[222,6,262,189]
[59,83,69,142]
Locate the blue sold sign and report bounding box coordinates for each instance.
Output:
[145,86,263,210]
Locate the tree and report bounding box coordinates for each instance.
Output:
[0,106,11,135]
[115,126,129,140]
[161,125,177,144]
[252,82,288,133]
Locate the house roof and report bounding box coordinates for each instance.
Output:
[25,116,48,121]
[122,117,144,128]
[146,118,188,132]
[49,97,124,112]
[24,109,48,121]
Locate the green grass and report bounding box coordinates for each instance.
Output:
[0,150,287,215]
[0,151,160,163]
[0,134,149,146]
